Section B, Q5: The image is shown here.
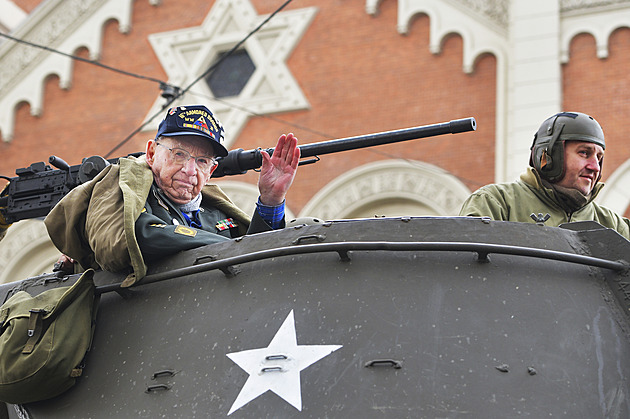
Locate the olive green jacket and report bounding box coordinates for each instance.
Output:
[459,167,630,240]
[44,156,251,287]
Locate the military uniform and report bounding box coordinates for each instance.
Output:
[459,167,630,240]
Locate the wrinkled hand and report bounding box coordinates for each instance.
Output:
[258,133,300,206]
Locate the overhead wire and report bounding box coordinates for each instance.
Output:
[0,1,297,157]
[0,31,168,86]
[103,0,294,157]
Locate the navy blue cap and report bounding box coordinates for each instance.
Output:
[155,105,228,157]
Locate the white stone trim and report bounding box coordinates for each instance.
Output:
[0,0,27,33]
[560,4,630,62]
[0,0,138,142]
[395,0,508,72]
[506,1,562,183]
[365,0,383,15]
[299,159,471,220]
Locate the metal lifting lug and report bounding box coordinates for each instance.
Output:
[151,370,178,380]
[364,359,403,369]
[145,384,171,393]
[292,234,326,245]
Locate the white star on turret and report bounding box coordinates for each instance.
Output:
[226,310,342,415]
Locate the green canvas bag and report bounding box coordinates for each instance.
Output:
[0,269,96,404]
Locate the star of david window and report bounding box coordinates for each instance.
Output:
[205,50,256,98]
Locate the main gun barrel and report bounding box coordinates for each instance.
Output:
[211,117,476,177]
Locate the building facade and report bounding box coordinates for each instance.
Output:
[1,0,629,282]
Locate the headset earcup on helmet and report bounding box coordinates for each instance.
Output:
[530,120,566,182]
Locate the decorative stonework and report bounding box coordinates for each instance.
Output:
[559,3,630,61]
[368,0,510,28]
[144,0,318,148]
[0,0,138,142]
[370,0,630,68]
[561,0,630,12]
[299,160,471,220]
[368,0,508,73]
[0,0,106,97]
[454,0,510,27]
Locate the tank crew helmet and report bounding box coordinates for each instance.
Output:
[156,105,228,157]
[529,111,605,183]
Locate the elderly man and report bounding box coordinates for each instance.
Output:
[137,105,298,259]
[459,111,629,240]
[45,105,300,286]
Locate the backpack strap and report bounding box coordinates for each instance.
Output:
[71,291,101,379]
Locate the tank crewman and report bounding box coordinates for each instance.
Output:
[459,111,630,240]
[44,105,300,286]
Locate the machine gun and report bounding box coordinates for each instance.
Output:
[0,155,133,224]
[0,117,475,224]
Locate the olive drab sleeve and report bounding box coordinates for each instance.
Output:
[44,165,114,271]
[116,157,154,284]
[45,156,155,285]
[458,188,510,220]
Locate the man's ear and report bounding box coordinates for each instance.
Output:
[145,140,157,166]
[203,160,218,184]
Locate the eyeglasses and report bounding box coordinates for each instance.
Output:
[156,143,217,173]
